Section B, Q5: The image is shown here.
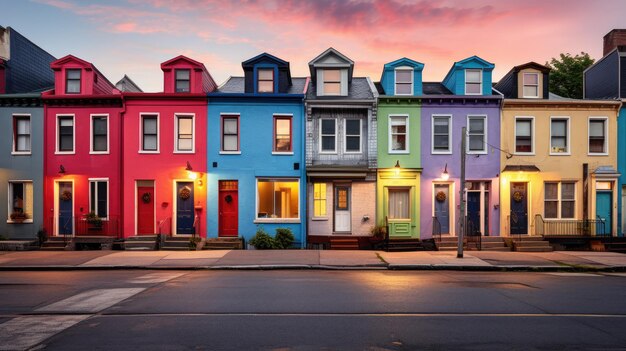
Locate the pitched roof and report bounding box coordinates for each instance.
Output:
[306,77,374,100]
[115,75,143,92]
[216,76,307,94]
[423,82,452,95]
[308,47,354,82]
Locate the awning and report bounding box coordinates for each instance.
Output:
[307,166,370,179]
[593,166,621,178]
[502,165,540,172]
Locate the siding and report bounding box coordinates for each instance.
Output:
[584,51,619,99]
[621,56,626,98]
[5,28,54,94]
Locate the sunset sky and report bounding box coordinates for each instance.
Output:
[2,0,625,92]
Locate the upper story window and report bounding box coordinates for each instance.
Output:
[141,115,159,152]
[91,115,108,153]
[467,116,487,154]
[550,117,569,154]
[323,69,341,95]
[57,115,74,153]
[389,115,408,153]
[175,69,190,93]
[465,69,482,95]
[257,69,274,93]
[65,69,81,94]
[273,115,292,153]
[589,117,608,155]
[344,119,361,153]
[13,115,31,154]
[221,115,240,152]
[515,117,533,154]
[432,115,451,154]
[175,115,194,152]
[320,118,337,153]
[523,73,539,98]
[395,68,413,95]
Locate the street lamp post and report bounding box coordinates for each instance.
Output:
[458,127,466,259]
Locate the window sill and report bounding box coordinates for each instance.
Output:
[513,152,535,156]
[138,150,160,154]
[549,153,571,156]
[219,151,241,155]
[90,151,110,155]
[173,150,195,154]
[388,150,409,154]
[55,151,75,155]
[272,152,294,155]
[467,151,488,155]
[11,152,31,156]
[588,153,609,156]
[431,151,452,155]
[254,219,301,224]
[319,151,338,155]
[7,220,33,224]
[344,151,362,154]
[311,217,328,221]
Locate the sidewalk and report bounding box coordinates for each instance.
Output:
[0,249,625,271]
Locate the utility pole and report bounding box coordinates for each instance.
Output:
[458,127,466,259]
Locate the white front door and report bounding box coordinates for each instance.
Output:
[334,185,351,233]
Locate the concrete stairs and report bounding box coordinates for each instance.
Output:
[162,236,195,251]
[40,236,71,251]
[479,237,511,251]
[73,236,115,250]
[385,239,425,252]
[330,238,360,250]
[124,235,158,250]
[512,236,553,252]
[203,237,243,250]
[435,236,510,251]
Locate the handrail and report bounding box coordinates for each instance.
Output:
[157,217,171,250]
[432,216,441,244]
[534,214,608,237]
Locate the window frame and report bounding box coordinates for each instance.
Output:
[588,116,609,156]
[322,68,342,96]
[319,118,337,154]
[466,115,488,154]
[65,69,81,94]
[89,114,109,154]
[220,114,241,154]
[514,116,535,155]
[257,68,275,93]
[88,178,109,220]
[174,113,195,153]
[544,181,576,220]
[431,114,452,154]
[464,69,482,95]
[388,187,411,220]
[312,183,327,219]
[7,180,34,223]
[55,114,75,154]
[272,114,293,154]
[343,118,362,154]
[549,116,571,155]
[12,114,31,155]
[139,113,159,153]
[522,72,540,98]
[394,67,413,96]
[174,69,191,93]
[388,114,409,154]
[254,178,301,223]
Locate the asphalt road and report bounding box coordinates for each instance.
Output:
[1,270,625,350]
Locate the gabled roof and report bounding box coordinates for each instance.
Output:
[383,57,424,69]
[115,74,143,92]
[216,76,308,95]
[306,77,374,100]
[494,62,550,99]
[242,52,288,67]
[442,55,494,84]
[308,47,354,82]
[50,54,93,70]
[160,55,205,69]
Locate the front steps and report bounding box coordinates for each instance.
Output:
[512,236,553,252]
[204,237,243,250]
[124,235,158,250]
[162,236,197,251]
[41,236,71,250]
[385,239,425,252]
[330,238,360,250]
[435,236,511,251]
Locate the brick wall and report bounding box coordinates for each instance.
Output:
[603,29,626,56]
[350,181,376,236]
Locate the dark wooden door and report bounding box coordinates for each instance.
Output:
[176,182,194,234]
[58,182,73,235]
[219,180,238,237]
[137,184,155,234]
[510,182,528,235]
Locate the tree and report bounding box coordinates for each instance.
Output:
[545,52,595,99]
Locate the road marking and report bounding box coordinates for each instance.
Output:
[544,273,601,277]
[127,272,185,284]
[95,312,626,318]
[0,315,89,351]
[37,288,145,313]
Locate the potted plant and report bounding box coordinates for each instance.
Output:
[9,211,28,223]
[86,212,103,229]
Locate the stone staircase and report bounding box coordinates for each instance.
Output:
[123,235,159,250]
[203,237,243,250]
[385,239,425,252]
[161,236,195,251]
[479,237,511,251]
[435,236,510,251]
[40,236,71,250]
[330,238,360,250]
[512,236,553,252]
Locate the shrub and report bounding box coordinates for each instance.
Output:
[37,228,48,246]
[274,228,295,249]
[249,227,276,249]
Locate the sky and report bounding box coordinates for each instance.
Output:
[2,0,625,92]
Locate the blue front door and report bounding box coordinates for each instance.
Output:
[510,182,528,235]
[596,191,612,236]
[58,182,73,235]
[434,184,450,234]
[176,182,194,234]
[467,192,481,235]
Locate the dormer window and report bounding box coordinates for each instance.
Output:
[175,69,190,93]
[323,69,341,95]
[65,69,81,94]
[395,68,413,95]
[523,73,539,98]
[465,69,482,95]
[257,69,274,93]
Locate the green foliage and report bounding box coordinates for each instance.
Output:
[369,224,387,239]
[249,227,276,249]
[545,52,595,99]
[37,228,48,246]
[86,212,103,227]
[0,234,8,241]
[274,228,295,249]
[188,236,201,249]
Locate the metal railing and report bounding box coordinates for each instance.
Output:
[157,217,172,250]
[534,214,610,238]
[48,215,121,240]
[464,217,481,250]
[432,216,441,244]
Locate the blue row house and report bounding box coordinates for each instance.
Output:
[207,53,307,246]
[305,48,378,249]
[0,26,55,240]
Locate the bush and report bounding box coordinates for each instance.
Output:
[274,228,295,249]
[37,228,48,245]
[249,227,276,249]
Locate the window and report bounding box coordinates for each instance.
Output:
[257,69,274,93]
[273,116,292,152]
[141,115,158,152]
[432,115,451,153]
[389,115,408,153]
[344,119,361,153]
[89,180,108,219]
[65,69,81,94]
[323,69,341,95]
[465,69,482,95]
[313,183,327,217]
[57,116,74,153]
[550,118,569,154]
[523,73,539,98]
[221,115,239,152]
[544,182,575,219]
[515,118,533,153]
[388,188,410,219]
[320,119,336,152]
[467,116,487,153]
[91,115,108,153]
[589,118,607,154]
[13,115,30,153]
[175,115,194,152]
[175,69,190,93]
[7,181,33,223]
[395,68,413,95]
[256,179,299,220]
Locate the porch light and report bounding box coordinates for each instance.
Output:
[59,165,66,174]
[186,161,197,180]
[394,160,401,176]
[441,163,449,181]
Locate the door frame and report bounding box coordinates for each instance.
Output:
[172,179,194,236]
[333,183,352,233]
[509,181,530,235]
[465,181,489,236]
[134,180,156,236]
[53,179,75,236]
[431,181,455,236]
[218,179,239,237]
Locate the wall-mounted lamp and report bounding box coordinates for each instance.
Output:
[185,161,193,171]
[394,160,401,176]
[441,163,449,181]
[59,165,66,174]
[186,161,198,180]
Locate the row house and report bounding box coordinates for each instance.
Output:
[207,53,306,244]
[0,26,54,240]
[497,62,620,237]
[305,48,378,248]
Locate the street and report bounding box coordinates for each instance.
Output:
[0,270,625,350]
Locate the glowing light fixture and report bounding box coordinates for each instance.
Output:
[59,165,66,174]
[394,160,401,176]
[186,161,197,180]
[441,163,449,181]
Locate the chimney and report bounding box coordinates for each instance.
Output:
[603,29,626,56]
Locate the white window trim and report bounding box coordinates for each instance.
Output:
[431,114,452,154]
[466,115,488,155]
[273,113,294,155]
[319,118,337,154]
[55,114,75,155]
[431,181,456,236]
[522,72,540,98]
[343,118,362,154]
[139,113,160,154]
[588,116,609,156]
[89,114,110,155]
[322,68,342,96]
[394,66,413,96]
[388,114,409,154]
[513,116,535,155]
[254,178,301,223]
[220,113,240,153]
[312,182,328,219]
[543,181,576,220]
[88,178,109,220]
[549,116,571,156]
[6,180,34,224]
[134,180,156,235]
[174,113,195,154]
[12,114,32,155]
[464,69,482,95]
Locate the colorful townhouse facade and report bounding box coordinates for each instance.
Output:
[0,26,55,239]
[207,53,307,245]
[121,55,216,238]
[375,58,423,240]
[421,56,502,239]
[496,62,621,237]
[304,48,378,248]
[584,29,626,236]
